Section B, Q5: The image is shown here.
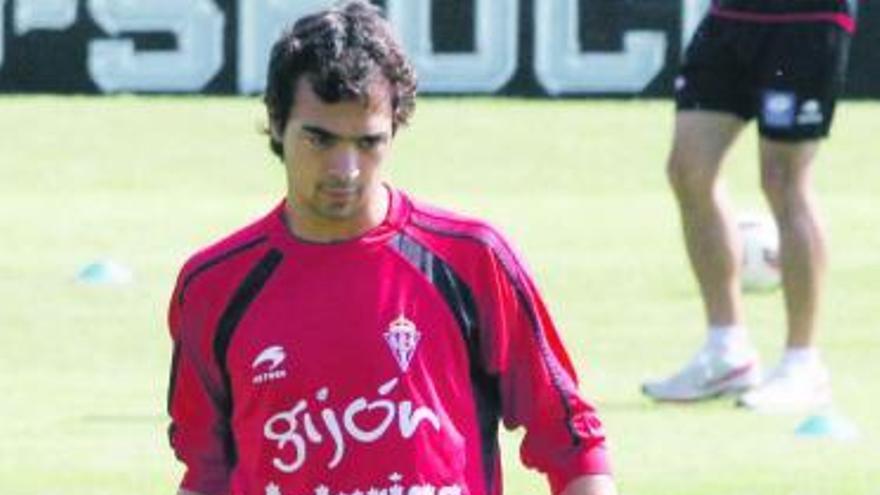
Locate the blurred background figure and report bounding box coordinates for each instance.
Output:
[643,0,857,413]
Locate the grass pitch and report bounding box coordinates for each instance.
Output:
[1,96,878,495]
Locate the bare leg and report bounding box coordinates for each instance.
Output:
[758,138,826,349]
[667,112,747,329]
[642,111,760,402]
[737,139,832,411]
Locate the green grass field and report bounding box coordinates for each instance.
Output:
[1,96,878,495]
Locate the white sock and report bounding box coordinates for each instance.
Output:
[781,347,821,369]
[705,325,751,353]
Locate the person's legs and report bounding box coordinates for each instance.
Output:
[642,13,765,402]
[758,139,826,349]
[642,111,762,402]
[733,17,850,411]
[667,111,747,330]
[737,138,832,412]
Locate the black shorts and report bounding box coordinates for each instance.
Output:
[675,15,852,141]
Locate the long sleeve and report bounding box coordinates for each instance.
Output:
[479,242,611,494]
[167,270,235,495]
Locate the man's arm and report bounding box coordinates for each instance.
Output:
[469,234,614,493]
[167,266,234,495]
[560,475,618,495]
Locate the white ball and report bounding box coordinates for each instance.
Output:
[737,214,781,292]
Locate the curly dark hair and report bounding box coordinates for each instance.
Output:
[263,0,418,158]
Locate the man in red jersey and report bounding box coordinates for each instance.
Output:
[643,0,856,412]
[167,2,616,495]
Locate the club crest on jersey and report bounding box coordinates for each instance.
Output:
[384,315,421,373]
[252,345,289,384]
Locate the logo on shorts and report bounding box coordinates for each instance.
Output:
[796,99,824,125]
[762,91,796,129]
[252,345,289,384]
[384,314,421,373]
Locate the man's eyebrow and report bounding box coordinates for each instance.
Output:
[301,124,389,141]
[301,125,339,139]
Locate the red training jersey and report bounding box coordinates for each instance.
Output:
[167,187,610,495]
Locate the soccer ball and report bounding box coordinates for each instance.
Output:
[737,214,781,292]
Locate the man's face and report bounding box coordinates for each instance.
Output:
[277,76,394,239]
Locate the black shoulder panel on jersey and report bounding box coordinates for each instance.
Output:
[212,247,283,463]
[178,235,268,306]
[388,232,500,495]
[166,340,181,449]
[409,213,581,447]
[167,341,181,416]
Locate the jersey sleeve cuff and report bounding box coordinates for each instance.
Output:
[547,446,613,495]
[181,470,231,495]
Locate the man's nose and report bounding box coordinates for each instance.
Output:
[327,147,360,182]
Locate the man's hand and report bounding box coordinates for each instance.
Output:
[560,474,618,495]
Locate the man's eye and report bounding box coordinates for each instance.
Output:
[306,133,334,149]
[356,137,383,151]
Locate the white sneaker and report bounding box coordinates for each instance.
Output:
[642,347,761,402]
[737,361,832,413]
